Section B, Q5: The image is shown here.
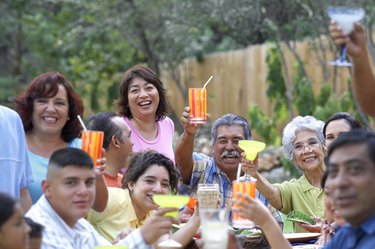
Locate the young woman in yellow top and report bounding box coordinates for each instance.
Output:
[88,150,199,247]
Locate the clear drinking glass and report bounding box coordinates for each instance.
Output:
[197,183,220,209]
[200,208,229,249]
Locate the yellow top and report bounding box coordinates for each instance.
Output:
[87,188,150,242]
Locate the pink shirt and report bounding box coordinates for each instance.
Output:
[124,116,175,163]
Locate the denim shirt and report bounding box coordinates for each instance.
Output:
[324,213,375,249]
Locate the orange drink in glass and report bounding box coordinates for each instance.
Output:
[189,88,207,124]
[81,130,104,166]
[232,180,256,229]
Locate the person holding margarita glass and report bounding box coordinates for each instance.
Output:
[245,115,325,232]
[15,72,84,204]
[235,129,375,249]
[329,20,375,116]
[176,110,283,226]
[88,150,200,247]
[115,65,175,163]
[298,112,362,236]
[26,147,170,249]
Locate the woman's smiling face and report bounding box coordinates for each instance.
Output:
[31,84,69,136]
[293,130,325,172]
[325,119,352,149]
[129,165,170,214]
[127,77,160,119]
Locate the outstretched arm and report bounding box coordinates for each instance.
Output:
[175,106,202,184]
[233,194,292,249]
[242,156,283,209]
[172,204,200,247]
[330,21,375,116]
[20,187,32,212]
[92,154,109,212]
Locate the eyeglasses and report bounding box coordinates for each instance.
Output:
[293,138,321,154]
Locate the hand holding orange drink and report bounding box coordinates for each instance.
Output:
[81,130,104,166]
[232,180,257,229]
[188,75,213,124]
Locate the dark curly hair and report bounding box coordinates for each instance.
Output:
[15,72,84,142]
[122,150,179,194]
[115,65,169,121]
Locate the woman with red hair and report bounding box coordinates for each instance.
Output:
[15,72,84,203]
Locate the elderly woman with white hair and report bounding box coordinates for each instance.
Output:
[246,116,325,232]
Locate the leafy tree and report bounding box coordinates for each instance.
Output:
[0,0,374,121]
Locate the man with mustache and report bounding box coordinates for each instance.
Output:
[176,109,282,225]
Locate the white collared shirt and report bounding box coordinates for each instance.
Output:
[26,195,152,249]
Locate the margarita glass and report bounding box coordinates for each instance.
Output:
[238,140,266,161]
[153,194,189,248]
[327,6,365,66]
[238,140,265,180]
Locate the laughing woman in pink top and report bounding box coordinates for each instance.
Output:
[115,65,175,163]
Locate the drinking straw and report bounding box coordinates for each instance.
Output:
[236,163,242,182]
[202,75,213,89]
[77,115,87,131]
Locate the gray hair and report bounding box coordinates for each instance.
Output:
[211,114,252,143]
[282,116,325,161]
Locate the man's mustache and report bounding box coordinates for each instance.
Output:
[221,150,240,157]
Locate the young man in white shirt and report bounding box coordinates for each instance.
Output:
[26,147,176,249]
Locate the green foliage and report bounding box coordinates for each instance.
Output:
[313,91,355,122]
[248,106,280,145]
[294,66,315,115]
[0,0,141,112]
[317,85,331,106]
[1,0,374,119]
[250,45,367,175]
[253,45,362,147]
[281,158,302,178]
[266,47,288,115]
[0,76,17,108]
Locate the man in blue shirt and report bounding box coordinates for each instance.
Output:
[176,109,283,226]
[0,105,33,211]
[324,129,375,248]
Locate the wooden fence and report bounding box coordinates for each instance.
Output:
[161,37,373,128]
